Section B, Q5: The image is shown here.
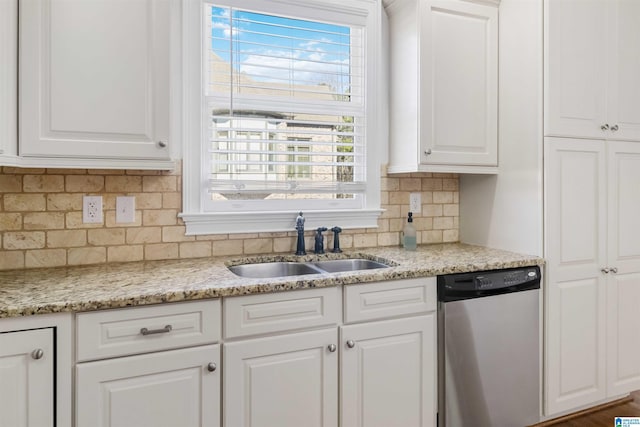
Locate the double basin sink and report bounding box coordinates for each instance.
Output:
[228,258,391,279]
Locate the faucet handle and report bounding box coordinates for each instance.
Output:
[330,226,343,253]
[314,227,327,254]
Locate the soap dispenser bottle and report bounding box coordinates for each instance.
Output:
[403,212,417,251]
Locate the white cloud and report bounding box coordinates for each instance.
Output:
[212,21,238,38]
[239,49,349,90]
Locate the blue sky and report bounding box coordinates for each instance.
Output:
[210,6,353,93]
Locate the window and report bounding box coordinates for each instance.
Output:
[182,0,382,234]
[286,142,311,179]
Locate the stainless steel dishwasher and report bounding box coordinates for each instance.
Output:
[437,266,541,427]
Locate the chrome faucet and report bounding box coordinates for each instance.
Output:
[295,212,306,255]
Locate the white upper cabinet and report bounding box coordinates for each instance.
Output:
[0,0,17,163]
[386,0,498,174]
[18,0,174,169]
[606,0,640,141]
[545,0,640,141]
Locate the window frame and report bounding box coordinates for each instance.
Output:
[181,0,383,235]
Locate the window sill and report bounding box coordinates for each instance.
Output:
[179,209,384,235]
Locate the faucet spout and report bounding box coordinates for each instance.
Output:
[330,226,342,253]
[295,212,306,255]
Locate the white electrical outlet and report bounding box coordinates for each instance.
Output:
[83,195,103,223]
[116,196,136,223]
[409,192,421,213]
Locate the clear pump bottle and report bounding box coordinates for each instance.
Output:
[403,212,417,251]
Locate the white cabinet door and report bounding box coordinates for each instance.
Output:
[76,345,220,427]
[606,141,640,396]
[0,0,17,161]
[0,328,54,427]
[224,328,338,427]
[421,0,498,167]
[544,0,607,138]
[606,0,640,141]
[386,0,498,173]
[544,138,608,415]
[19,0,171,163]
[340,315,436,427]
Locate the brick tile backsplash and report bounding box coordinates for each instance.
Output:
[0,164,459,270]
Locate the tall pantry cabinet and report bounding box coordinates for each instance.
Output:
[544,0,640,416]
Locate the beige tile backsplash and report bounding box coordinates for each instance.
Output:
[0,164,459,270]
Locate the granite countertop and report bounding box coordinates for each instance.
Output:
[0,243,543,319]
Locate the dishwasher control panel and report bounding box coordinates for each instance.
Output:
[475,268,539,290]
[438,266,541,302]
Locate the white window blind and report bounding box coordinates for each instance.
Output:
[204,4,367,209]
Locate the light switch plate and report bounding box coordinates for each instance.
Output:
[409,192,421,213]
[116,196,136,223]
[83,196,103,223]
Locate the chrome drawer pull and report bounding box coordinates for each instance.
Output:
[140,325,172,336]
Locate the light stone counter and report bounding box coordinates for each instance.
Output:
[0,243,543,318]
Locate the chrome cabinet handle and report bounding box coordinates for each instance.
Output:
[346,340,355,349]
[601,268,610,274]
[157,141,167,148]
[140,325,172,336]
[207,363,217,372]
[611,124,619,131]
[31,349,44,360]
[601,124,610,131]
[610,267,619,274]
[327,344,337,353]
[424,149,432,156]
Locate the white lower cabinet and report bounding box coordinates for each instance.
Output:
[0,328,54,427]
[341,315,436,427]
[69,280,437,427]
[223,279,437,427]
[224,328,339,427]
[545,137,640,415]
[75,300,222,427]
[76,344,220,427]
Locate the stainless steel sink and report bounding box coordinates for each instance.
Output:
[228,258,390,278]
[311,259,390,273]
[228,262,324,278]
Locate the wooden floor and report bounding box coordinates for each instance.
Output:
[540,391,640,427]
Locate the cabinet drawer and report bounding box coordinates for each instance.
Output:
[76,299,220,362]
[344,278,436,323]
[223,287,340,339]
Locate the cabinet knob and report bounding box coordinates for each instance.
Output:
[424,149,432,156]
[207,362,217,372]
[601,267,610,274]
[601,124,610,131]
[346,340,355,349]
[327,344,337,353]
[157,141,167,148]
[610,267,619,274]
[31,349,44,360]
[611,124,619,131]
